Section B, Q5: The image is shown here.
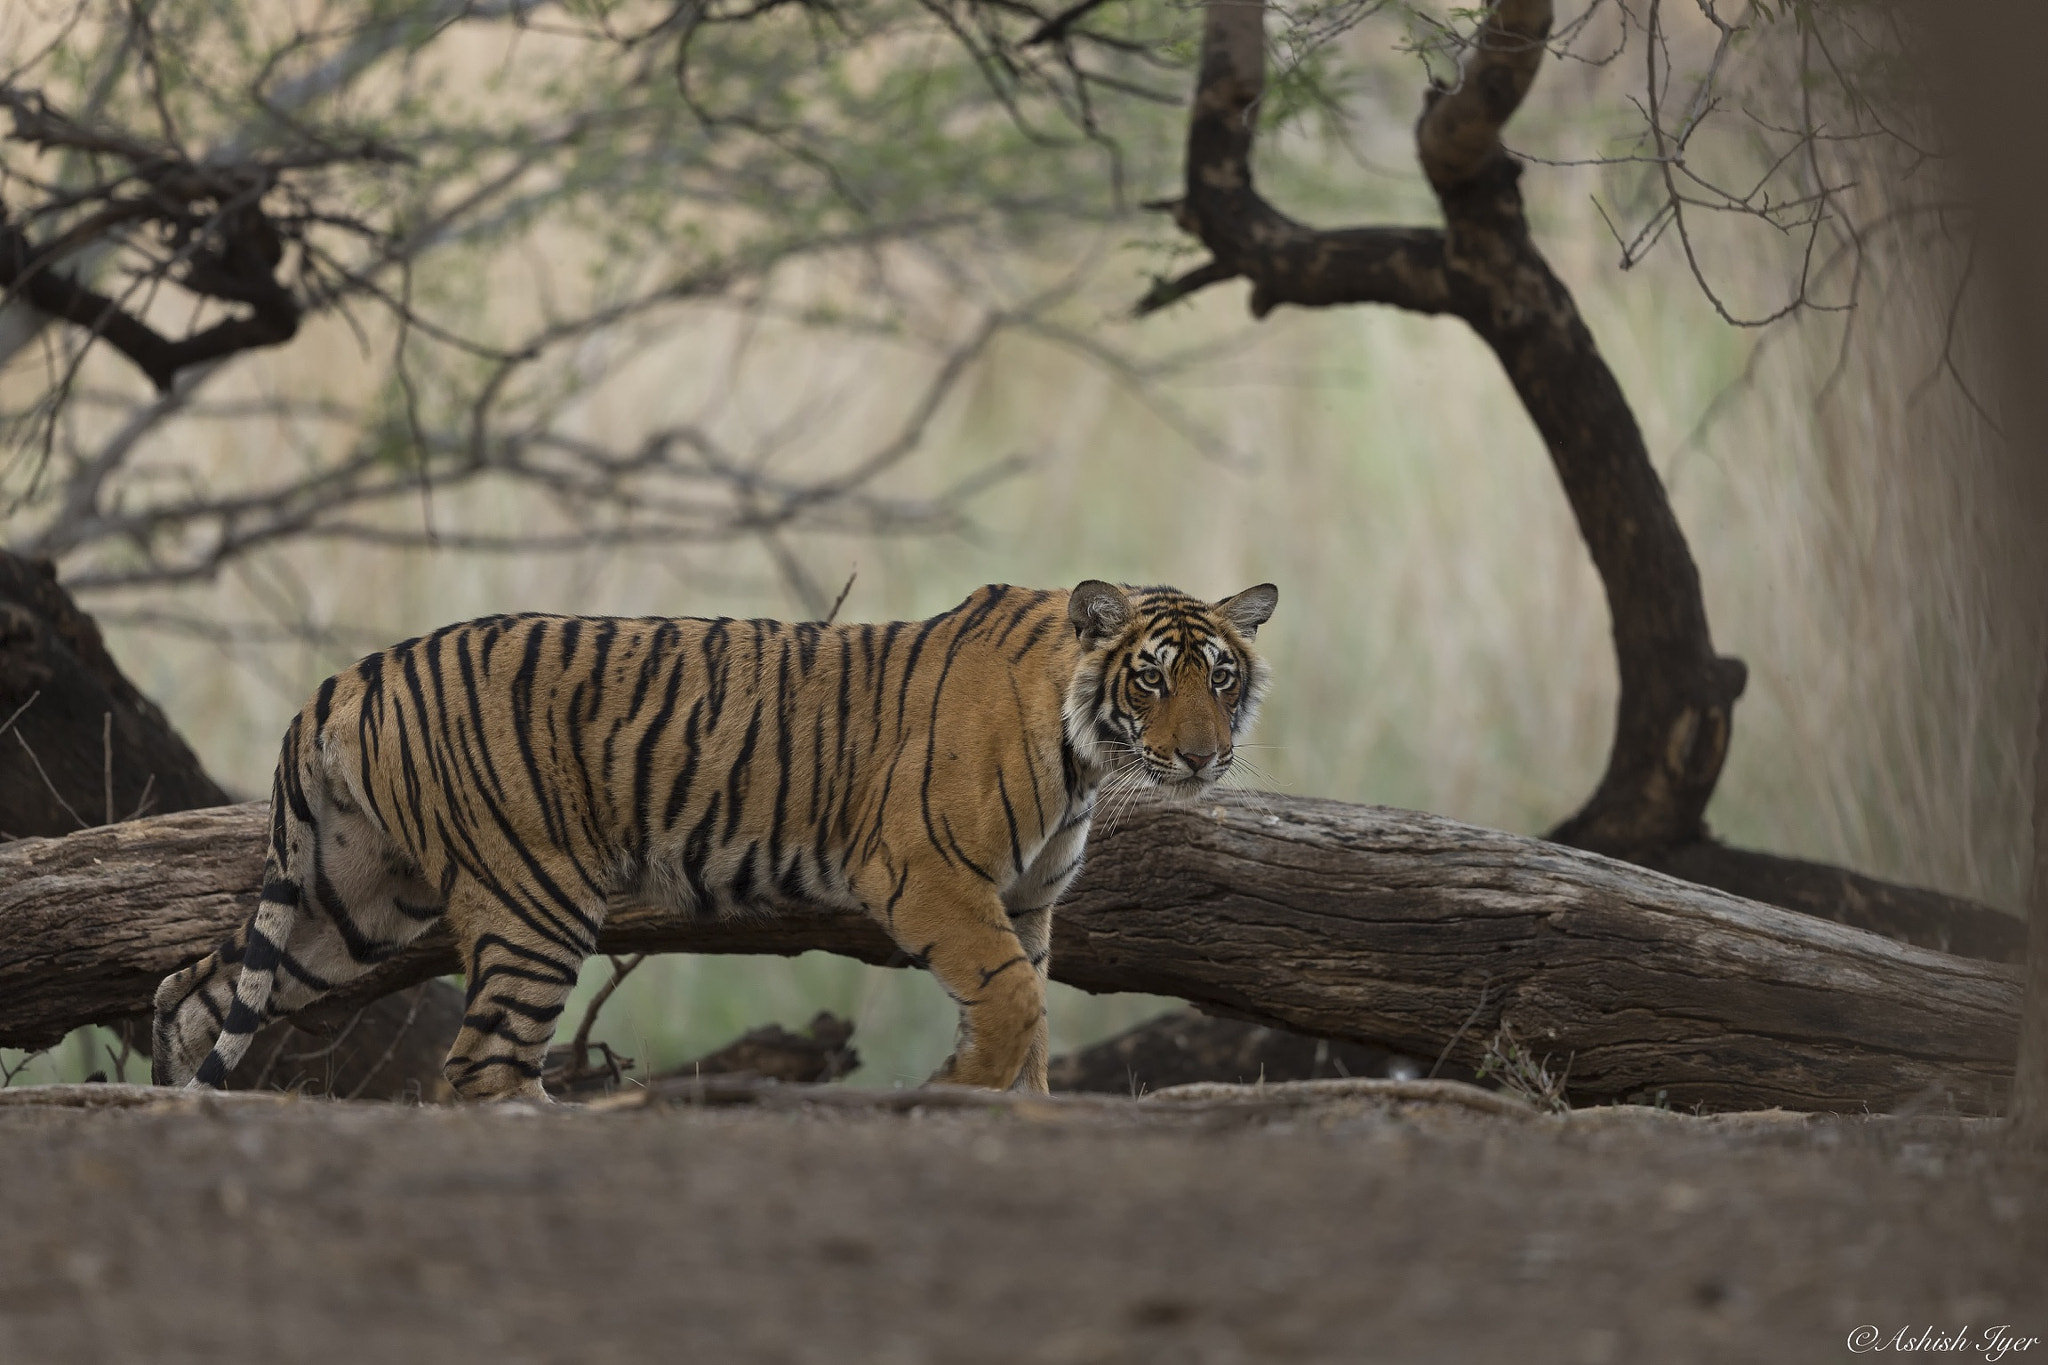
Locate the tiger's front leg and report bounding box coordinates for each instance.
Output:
[1006,905,1054,1094]
[868,864,1045,1091]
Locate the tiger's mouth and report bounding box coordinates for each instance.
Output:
[1142,761,1227,796]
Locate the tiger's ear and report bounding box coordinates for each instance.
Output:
[1068,580,1133,648]
[1217,583,1278,640]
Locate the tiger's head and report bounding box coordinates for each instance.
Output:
[1063,580,1278,793]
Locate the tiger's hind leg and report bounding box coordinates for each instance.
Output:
[440,872,605,1102]
[153,798,442,1088]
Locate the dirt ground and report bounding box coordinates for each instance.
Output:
[0,1084,2042,1365]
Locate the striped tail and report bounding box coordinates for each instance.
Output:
[186,875,302,1089]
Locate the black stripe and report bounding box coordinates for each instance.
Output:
[731,842,758,906]
[996,768,1023,874]
[634,644,690,856]
[938,813,996,883]
[978,954,1028,988]
[241,930,283,974]
[222,996,262,1035]
[701,619,733,729]
[278,950,337,993]
[662,698,706,832]
[1007,615,1054,664]
[721,701,764,841]
[447,1054,545,1080]
[766,646,795,876]
[313,674,339,730]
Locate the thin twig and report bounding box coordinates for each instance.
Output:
[14,730,89,830]
[344,983,433,1101]
[101,710,112,827]
[0,690,40,743]
[822,569,857,625]
[1428,978,1493,1079]
[126,772,156,822]
[551,954,649,1091]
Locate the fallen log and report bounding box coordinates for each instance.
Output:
[0,792,2021,1112]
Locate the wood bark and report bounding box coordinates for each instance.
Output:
[2018,651,2048,1136]
[0,792,2018,1113]
[1641,842,2025,965]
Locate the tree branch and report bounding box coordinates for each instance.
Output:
[1414,0,1549,192]
[1154,0,1748,861]
[0,205,299,393]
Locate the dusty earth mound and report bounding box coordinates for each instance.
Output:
[0,1083,2041,1363]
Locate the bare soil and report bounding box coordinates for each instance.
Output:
[0,1086,2042,1365]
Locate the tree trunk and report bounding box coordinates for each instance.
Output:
[2016,654,2048,1136]
[0,792,2018,1113]
[0,550,231,838]
[1921,2,2048,1145]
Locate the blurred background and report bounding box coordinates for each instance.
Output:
[2,0,2035,1086]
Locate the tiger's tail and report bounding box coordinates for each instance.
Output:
[152,768,309,1088]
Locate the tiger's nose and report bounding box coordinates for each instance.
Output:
[1178,748,1217,773]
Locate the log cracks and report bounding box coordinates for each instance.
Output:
[1141,0,1747,863]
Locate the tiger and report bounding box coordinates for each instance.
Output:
[152,579,1278,1100]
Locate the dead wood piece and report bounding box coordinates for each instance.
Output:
[0,1082,295,1109]
[0,791,2021,1114]
[588,1077,1335,1125]
[651,1011,861,1086]
[1049,1008,1443,1094]
[585,1076,1125,1115]
[546,1010,861,1099]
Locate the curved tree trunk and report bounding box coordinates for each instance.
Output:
[1135,0,2020,965]
[1143,0,1744,863]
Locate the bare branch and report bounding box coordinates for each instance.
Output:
[1415,0,1550,192]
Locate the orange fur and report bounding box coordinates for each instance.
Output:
[153,581,1276,1098]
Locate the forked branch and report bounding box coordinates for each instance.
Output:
[1145,0,1747,862]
